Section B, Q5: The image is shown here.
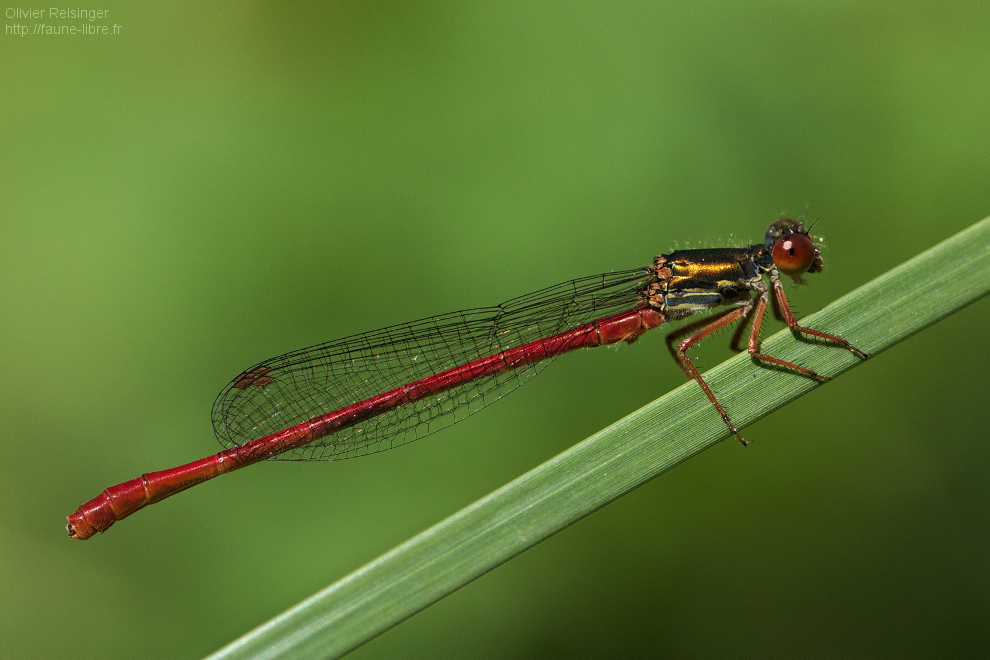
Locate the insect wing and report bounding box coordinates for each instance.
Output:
[211,269,650,461]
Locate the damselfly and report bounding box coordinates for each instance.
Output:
[67,218,866,540]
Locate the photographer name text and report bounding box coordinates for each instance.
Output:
[5,7,120,35]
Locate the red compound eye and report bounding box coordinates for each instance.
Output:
[772,233,816,276]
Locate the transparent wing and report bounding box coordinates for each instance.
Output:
[211,268,652,461]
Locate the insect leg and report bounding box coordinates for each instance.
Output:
[745,290,830,379]
[664,308,742,378]
[728,298,760,353]
[770,273,868,358]
[673,306,751,445]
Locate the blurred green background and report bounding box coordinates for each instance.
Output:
[2,2,989,658]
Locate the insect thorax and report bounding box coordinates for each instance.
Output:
[644,246,767,316]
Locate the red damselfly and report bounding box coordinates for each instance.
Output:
[67,218,866,540]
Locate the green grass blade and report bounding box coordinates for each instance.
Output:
[208,216,990,660]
